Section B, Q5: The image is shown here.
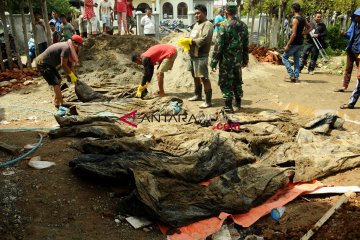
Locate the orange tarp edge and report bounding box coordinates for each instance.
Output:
[160,181,323,240]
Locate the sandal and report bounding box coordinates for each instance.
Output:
[340,103,354,109]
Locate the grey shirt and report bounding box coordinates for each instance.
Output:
[40,42,71,67]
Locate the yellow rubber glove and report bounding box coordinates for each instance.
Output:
[135,83,149,98]
[69,72,78,84]
[177,38,192,52]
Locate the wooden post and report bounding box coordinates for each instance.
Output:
[20,0,31,67]
[0,0,14,69]
[0,42,5,71]
[7,0,23,69]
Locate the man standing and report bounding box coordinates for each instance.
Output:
[340,8,360,109]
[300,12,327,75]
[49,10,61,32]
[214,8,225,34]
[131,44,177,98]
[99,0,113,34]
[184,4,214,108]
[126,0,136,34]
[35,35,82,109]
[60,14,75,41]
[32,12,48,54]
[50,22,61,44]
[282,3,311,82]
[141,8,156,37]
[210,2,248,113]
[336,8,360,93]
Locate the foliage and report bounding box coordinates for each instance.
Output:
[326,24,348,50]
[7,0,73,15]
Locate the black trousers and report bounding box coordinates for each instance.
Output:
[300,43,319,72]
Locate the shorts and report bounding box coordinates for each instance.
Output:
[126,16,136,28]
[158,51,177,73]
[101,15,111,27]
[36,57,61,86]
[188,57,209,78]
[87,17,97,33]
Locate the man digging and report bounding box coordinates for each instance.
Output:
[132,44,178,98]
[35,35,82,114]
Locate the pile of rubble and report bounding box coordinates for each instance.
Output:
[0,68,40,96]
[249,45,282,65]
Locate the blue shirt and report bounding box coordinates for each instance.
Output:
[214,15,225,33]
[49,18,61,32]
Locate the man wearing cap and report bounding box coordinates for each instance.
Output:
[131,44,178,98]
[210,2,248,113]
[35,35,83,110]
[339,8,360,109]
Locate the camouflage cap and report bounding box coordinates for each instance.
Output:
[225,2,238,14]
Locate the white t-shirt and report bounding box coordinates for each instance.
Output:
[141,15,155,34]
[100,0,112,17]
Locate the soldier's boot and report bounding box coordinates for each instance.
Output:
[188,84,202,101]
[233,97,241,111]
[199,89,212,108]
[223,99,234,113]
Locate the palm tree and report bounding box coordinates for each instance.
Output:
[20,0,31,67]
[0,0,14,69]
[28,0,39,56]
[40,0,52,46]
[7,0,23,69]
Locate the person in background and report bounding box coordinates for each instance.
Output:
[32,12,48,55]
[100,0,113,34]
[78,15,88,38]
[340,8,360,109]
[126,0,136,34]
[50,22,61,44]
[49,10,61,32]
[83,0,98,36]
[114,0,128,35]
[35,35,82,110]
[181,4,214,108]
[141,8,155,37]
[282,3,311,83]
[210,2,249,113]
[300,12,327,75]
[60,14,75,41]
[72,13,80,35]
[131,44,178,98]
[214,8,225,34]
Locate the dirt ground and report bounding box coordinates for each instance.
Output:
[0,34,359,240]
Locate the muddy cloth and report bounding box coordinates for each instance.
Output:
[48,122,134,139]
[54,115,116,128]
[303,113,344,134]
[75,80,109,102]
[120,165,292,227]
[261,131,360,182]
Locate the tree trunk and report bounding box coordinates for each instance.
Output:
[41,0,52,46]
[257,0,262,46]
[28,0,39,56]
[246,4,250,26]
[0,0,14,69]
[0,43,5,71]
[20,0,31,67]
[250,6,256,46]
[276,1,282,48]
[268,11,273,48]
[265,12,269,47]
[8,0,23,69]
[279,0,287,48]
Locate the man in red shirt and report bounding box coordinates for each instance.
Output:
[132,44,178,98]
[126,0,135,34]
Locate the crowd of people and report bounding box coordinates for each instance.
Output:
[33,1,360,115]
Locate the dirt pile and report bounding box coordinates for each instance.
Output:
[77,35,159,86]
[249,45,282,65]
[0,68,40,96]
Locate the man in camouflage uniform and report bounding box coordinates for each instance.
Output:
[210,1,249,113]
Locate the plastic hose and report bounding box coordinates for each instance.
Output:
[0,133,43,168]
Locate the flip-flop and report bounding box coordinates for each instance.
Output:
[340,103,354,109]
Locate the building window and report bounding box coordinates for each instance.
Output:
[163,2,173,19]
[177,2,188,19]
[137,3,151,13]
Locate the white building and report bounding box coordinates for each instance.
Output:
[92,0,214,25]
